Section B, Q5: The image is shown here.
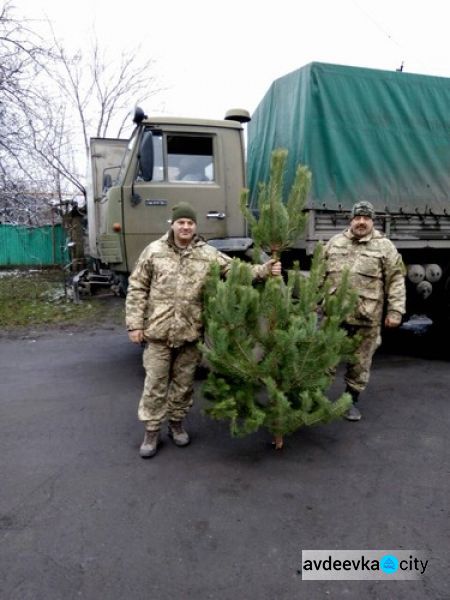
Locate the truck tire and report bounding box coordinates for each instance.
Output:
[112,274,128,298]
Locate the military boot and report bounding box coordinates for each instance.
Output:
[344,403,362,421]
[139,430,160,458]
[344,386,361,421]
[168,420,190,447]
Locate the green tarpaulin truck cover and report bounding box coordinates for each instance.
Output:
[247,62,450,215]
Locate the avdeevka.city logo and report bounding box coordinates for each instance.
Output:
[380,554,399,574]
[301,550,428,580]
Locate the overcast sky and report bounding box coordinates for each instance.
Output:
[14,0,450,120]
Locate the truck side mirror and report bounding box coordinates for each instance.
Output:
[139,130,154,181]
[103,172,113,192]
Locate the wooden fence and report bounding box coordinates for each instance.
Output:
[0,224,69,266]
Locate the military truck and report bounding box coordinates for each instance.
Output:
[82,108,252,297]
[247,62,450,329]
[84,62,450,328]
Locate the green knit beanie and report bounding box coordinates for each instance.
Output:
[171,202,197,223]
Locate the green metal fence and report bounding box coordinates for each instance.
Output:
[0,224,69,266]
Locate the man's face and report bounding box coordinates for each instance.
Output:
[171,218,197,246]
[350,214,373,239]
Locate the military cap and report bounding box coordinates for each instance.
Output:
[171,202,197,223]
[351,201,375,219]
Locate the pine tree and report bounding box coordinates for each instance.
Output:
[202,149,357,449]
[240,148,310,260]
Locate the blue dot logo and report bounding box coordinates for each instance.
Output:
[380,554,399,574]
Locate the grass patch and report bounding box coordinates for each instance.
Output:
[0,269,124,330]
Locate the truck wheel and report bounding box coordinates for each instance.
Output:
[111,274,128,297]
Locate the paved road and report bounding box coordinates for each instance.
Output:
[0,327,448,600]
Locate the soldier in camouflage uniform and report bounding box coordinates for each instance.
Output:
[324,200,406,421]
[126,202,281,457]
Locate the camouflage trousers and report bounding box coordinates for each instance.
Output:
[138,340,201,431]
[343,324,382,393]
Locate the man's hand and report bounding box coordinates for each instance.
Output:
[265,259,282,277]
[128,329,145,344]
[384,312,402,328]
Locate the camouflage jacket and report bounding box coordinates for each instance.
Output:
[126,232,271,347]
[324,228,406,326]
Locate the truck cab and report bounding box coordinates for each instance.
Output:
[87,108,251,292]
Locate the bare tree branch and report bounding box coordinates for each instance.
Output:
[1,2,165,225]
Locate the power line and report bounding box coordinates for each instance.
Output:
[350,0,403,49]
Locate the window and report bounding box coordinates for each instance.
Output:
[118,132,137,183]
[136,129,164,182]
[134,131,214,183]
[150,133,164,182]
[167,135,214,183]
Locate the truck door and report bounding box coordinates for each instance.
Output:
[122,126,244,270]
[88,137,128,259]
